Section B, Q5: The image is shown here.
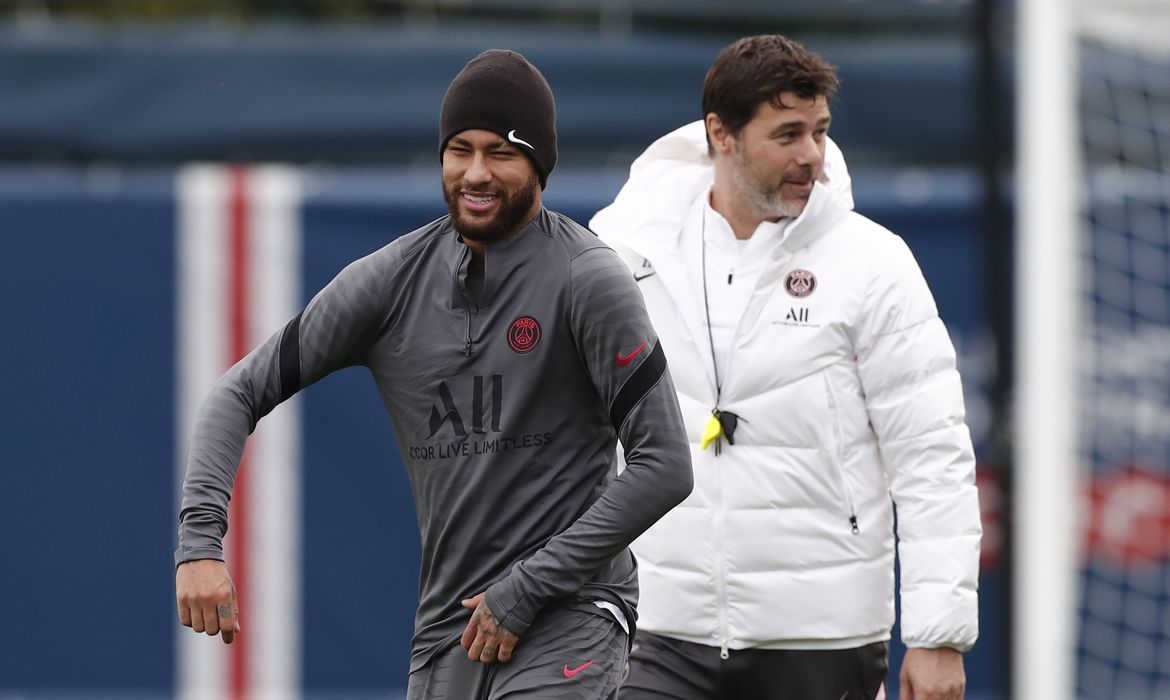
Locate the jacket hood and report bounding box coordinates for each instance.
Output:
[590,120,854,257]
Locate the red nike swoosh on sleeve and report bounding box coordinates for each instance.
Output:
[615,341,648,367]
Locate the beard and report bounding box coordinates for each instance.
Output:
[731,142,820,219]
[443,171,541,244]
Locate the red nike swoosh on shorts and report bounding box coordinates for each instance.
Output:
[563,660,595,678]
[615,341,648,367]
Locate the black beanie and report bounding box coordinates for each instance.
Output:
[439,49,557,189]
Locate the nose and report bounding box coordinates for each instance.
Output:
[464,150,492,187]
[795,134,824,168]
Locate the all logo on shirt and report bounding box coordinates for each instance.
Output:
[784,269,817,298]
[507,315,542,354]
[426,375,502,439]
[410,374,554,460]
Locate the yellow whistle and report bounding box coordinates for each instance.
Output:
[701,414,723,450]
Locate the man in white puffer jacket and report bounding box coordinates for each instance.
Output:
[590,35,981,700]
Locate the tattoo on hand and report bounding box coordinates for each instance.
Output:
[478,606,509,637]
[218,604,233,619]
[478,608,496,633]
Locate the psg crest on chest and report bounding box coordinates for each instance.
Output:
[507,316,542,354]
[784,269,817,298]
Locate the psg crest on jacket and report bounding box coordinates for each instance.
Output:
[507,316,542,353]
[784,269,817,298]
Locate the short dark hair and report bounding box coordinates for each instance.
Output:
[702,35,839,146]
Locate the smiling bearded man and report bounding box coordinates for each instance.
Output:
[174,48,693,700]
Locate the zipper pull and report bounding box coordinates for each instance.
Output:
[720,642,730,660]
[849,514,860,535]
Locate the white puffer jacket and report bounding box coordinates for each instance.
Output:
[591,122,980,654]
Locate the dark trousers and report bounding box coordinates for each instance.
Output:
[619,631,888,700]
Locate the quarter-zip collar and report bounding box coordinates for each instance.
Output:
[448,209,547,312]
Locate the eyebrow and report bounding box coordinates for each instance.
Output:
[448,136,517,152]
[771,116,833,135]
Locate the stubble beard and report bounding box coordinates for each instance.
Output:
[443,172,541,244]
[731,144,818,220]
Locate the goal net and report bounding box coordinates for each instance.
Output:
[1076,1,1170,698]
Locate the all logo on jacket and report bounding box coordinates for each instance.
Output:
[776,269,821,328]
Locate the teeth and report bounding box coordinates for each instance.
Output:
[465,194,496,203]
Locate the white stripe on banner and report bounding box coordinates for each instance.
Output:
[176,164,303,700]
[247,167,303,700]
[177,164,230,700]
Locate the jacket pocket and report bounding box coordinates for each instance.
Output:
[821,371,860,534]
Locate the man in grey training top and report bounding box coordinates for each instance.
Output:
[175,49,693,700]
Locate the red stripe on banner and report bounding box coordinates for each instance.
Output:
[227,166,250,700]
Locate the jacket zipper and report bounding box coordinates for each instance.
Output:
[822,372,860,534]
[456,247,476,357]
[712,272,731,658]
[714,449,730,659]
[463,308,473,357]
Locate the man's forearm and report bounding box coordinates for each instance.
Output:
[486,381,692,634]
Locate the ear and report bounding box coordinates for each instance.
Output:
[705,113,735,157]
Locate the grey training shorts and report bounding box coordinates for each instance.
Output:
[407,601,628,700]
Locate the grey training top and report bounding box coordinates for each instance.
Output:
[175,208,693,672]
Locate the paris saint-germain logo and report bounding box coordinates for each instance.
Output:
[784,269,817,298]
[507,316,542,354]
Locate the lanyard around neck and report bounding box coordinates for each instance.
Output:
[698,206,741,454]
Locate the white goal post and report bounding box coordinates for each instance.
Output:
[1016,1,1170,699]
[1015,0,1080,697]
